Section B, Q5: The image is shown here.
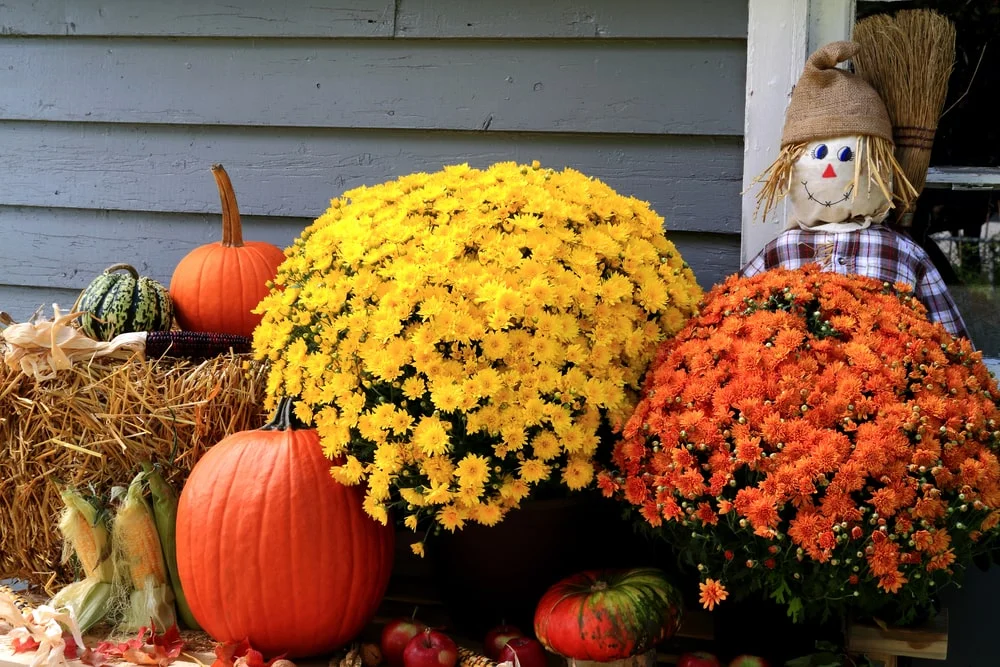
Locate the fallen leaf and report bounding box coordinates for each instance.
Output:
[80,647,112,667]
[97,624,187,667]
[64,634,80,660]
[12,637,40,653]
[212,639,252,667]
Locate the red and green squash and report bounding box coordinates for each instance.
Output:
[175,398,395,657]
[534,568,683,662]
[76,263,173,341]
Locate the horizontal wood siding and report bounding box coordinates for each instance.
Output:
[0,124,742,229]
[0,39,745,135]
[0,0,747,320]
[0,1,746,38]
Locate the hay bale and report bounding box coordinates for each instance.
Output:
[0,353,269,589]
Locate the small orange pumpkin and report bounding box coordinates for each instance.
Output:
[175,398,395,657]
[169,165,286,337]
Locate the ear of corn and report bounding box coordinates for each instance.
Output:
[49,579,113,633]
[48,488,114,632]
[458,648,498,667]
[111,471,176,632]
[142,461,201,630]
[1,584,32,616]
[57,488,113,582]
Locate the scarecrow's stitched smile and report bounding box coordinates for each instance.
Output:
[800,181,854,208]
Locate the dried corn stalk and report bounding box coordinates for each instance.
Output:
[1,305,144,381]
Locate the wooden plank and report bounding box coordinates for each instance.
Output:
[670,232,742,291]
[0,38,746,135]
[0,208,305,291]
[0,227,739,323]
[924,166,1000,190]
[739,0,808,264]
[0,285,80,322]
[846,610,948,661]
[0,1,395,38]
[0,0,747,39]
[394,0,748,39]
[0,123,743,231]
[0,216,740,319]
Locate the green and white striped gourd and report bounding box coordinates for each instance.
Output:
[77,263,173,341]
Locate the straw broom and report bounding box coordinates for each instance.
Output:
[852,9,956,226]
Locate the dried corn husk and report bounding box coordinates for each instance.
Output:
[1,305,144,381]
[3,602,85,667]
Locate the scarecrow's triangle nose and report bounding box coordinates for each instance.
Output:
[822,163,837,179]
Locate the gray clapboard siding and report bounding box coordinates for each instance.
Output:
[0,207,740,294]
[0,38,745,135]
[0,1,395,38]
[0,286,81,322]
[0,123,743,233]
[0,0,746,39]
[395,0,748,38]
[0,207,305,291]
[0,227,738,320]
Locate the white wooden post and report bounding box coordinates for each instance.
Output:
[740,0,856,266]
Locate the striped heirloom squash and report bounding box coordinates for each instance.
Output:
[77,263,173,341]
[534,568,684,663]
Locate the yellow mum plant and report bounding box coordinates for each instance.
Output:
[252,161,702,543]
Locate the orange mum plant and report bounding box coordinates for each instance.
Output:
[599,266,1000,624]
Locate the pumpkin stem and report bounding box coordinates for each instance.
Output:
[102,263,140,279]
[212,164,244,248]
[261,397,308,431]
[590,580,609,592]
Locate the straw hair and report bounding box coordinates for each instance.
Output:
[0,354,268,590]
[853,10,956,215]
[751,135,917,223]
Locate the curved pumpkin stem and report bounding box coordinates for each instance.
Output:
[212,164,244,248]
[262,397,308,431]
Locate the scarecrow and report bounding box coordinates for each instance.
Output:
[741,41,969,340]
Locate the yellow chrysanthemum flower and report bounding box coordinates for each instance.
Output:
[252,161,702,538]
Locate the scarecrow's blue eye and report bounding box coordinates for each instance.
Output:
[838,146,854,162]
[812,144,829,160]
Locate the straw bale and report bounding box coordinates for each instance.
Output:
[0,353,269,589]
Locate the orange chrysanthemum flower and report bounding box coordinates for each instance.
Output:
[699,578,729,611]
[606,266,1000,624]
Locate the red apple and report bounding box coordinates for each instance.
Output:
[381,617,428,667]
[729,657,769,667]
[403,629,458,667]
[677,653,722,667]
[498,637,547,667]
[483,625,524,660]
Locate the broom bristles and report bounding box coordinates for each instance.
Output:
[853,9,956,213]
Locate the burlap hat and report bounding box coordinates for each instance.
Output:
[781,41,893,146]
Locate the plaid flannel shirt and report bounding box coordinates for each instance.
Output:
[740,226,970,340]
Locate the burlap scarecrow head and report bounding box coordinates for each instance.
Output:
[754,41,917,229]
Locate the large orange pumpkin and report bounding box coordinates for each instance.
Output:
[175,399,395,657]
[169,164,286,337]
